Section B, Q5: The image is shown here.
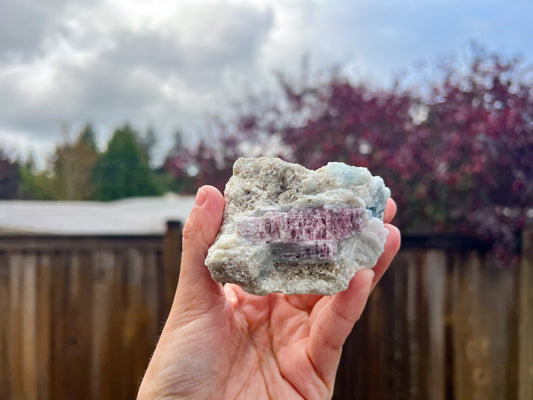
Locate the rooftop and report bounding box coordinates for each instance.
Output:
[0,194,196,235]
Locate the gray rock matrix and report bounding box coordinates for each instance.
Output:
[205,157,390,295]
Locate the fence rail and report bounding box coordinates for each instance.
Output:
[0,226,531,399]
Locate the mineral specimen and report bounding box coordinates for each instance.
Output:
[205,157,390,295]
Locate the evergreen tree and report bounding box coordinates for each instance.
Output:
[0,150,20,199]
[79,123,98,152]
[140,127,157,165]
[92,125,160,201]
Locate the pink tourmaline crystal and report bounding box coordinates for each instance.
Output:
[235,206,366,244]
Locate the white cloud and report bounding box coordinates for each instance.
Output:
[1,0,533,166]
[0,0,275,162]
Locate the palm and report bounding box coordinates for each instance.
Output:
[215,290,332,400]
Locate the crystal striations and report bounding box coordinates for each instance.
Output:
[205,157,391,295]
[235,206,366,243]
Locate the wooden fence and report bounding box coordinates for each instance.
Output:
[335,232,532,400]
[0,224,531,399]
[0,222,182,400]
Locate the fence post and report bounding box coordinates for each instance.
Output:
[519,223,533,400]
[163,220,182,312]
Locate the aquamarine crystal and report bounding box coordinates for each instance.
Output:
[205,157,390,295]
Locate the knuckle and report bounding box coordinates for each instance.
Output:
[182,208,201,241]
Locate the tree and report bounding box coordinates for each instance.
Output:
[79,123,98,151]
[139,127,157,165]
[165,49,533,261]
[18,152,55,200]
[0,150,20,199]
[414,54,533,255]
[17,125,100,200]
[92,125,160,201]
[49,124,101,200]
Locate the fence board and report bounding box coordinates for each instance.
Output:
[91,250,114,400]
[8,254,24,397]
[36,254,52,400]
[143,250,159,345]
[22,254,38,399]
[425,250,446,400]
[519,227,533,400]
[50,251,68,400]
[0,252,10,400]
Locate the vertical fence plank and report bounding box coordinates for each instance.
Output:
[486,259,519,399]
[50,251,68,400]
[519,226,533,400]
[425,250,446,400]
[406,251,430,400]
[36,253,52,400]
[449,253,477,400]
[505,261,520,400]
[125,248,145,398]
[91,250,114,400]
[366,277,387,400]
[468,253,493,400]
[22,254,38,400]
[390,252,411,400]
[0,252,10,400]
[143,250,159,344]
[108,249,126,400]
[8,253,24,398]
[449,252,497,400]
[79,251,95,400]
[449,252,470,400]
[62,252,93,399]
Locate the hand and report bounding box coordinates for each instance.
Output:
[138,186,401,400]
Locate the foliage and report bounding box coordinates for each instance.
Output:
[20,124,101,200]
[79,123,98,152]
[19,159,55,200]
[92,125,161,201]
[0,151,20,199]
[51,124,101,200]
[16,124,167,201]
[164,138,236,193]
[139,127,157,166]
[165,51,533,260]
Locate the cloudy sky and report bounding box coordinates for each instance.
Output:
[1,0,533,165]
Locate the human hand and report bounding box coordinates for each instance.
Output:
[138,185,401,400]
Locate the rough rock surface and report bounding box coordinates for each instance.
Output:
[205,157,390,295]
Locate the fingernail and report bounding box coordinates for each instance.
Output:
[368,268,375,279]
[195,187,207,207]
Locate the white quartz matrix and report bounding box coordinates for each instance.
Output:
[205,157,390,295]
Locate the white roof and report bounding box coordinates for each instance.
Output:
[0,193,196,235]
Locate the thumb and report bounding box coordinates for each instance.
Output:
[175,185,226,307]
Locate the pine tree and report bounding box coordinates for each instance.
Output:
[92,125,160,201]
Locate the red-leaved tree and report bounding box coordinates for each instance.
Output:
[165,51,533,261]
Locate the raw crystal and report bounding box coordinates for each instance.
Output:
[205,157,390,295]
[235,206,366,244]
